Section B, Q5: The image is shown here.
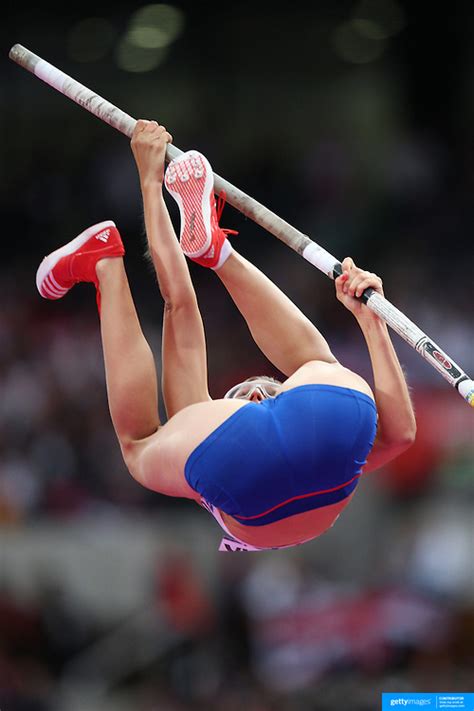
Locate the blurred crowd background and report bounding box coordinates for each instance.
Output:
[1,1,473,709]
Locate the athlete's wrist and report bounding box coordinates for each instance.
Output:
[355,312,388,334]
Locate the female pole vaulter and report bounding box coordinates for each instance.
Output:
[36,121,416,552]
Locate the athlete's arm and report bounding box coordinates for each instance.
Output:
[335,258,417,473]
[131,120,211,416]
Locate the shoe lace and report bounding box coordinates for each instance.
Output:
[216,190,239,236]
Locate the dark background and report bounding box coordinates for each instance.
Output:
[1,2,473,710]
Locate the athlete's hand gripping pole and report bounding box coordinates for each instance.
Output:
[9,44,474,407]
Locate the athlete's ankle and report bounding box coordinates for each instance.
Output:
[210,237,233,271]
[95,256,124,281]
[214,248,242,275]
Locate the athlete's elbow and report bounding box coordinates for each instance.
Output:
[377,424,416,456]
[397,431,416,452]
[388,426,417,452]
[380,410,417,448]
[399,416,417,447]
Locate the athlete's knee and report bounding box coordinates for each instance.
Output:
[120,426,172,490]
[307,349,339,366]
[119,436,154,487]
[320,349,339,365]
[162,288,198,315]
[119,431,190,499]
[300,335,338,367]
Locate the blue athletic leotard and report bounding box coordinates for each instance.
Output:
[184,384,377,528]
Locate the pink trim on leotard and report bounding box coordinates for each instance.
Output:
[200,497,321,552]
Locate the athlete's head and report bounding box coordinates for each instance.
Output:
[224,375,282,402]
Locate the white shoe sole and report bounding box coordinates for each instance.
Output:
[165,151,214,258]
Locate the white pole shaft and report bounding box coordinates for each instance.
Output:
[9,44,474,407]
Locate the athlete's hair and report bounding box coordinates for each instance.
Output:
[246,375,282,384]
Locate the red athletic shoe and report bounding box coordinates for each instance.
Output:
[36,220,125,300]
[164,150,237,269]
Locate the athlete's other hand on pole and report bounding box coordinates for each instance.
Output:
[131,119,173,187]
[335,257,384,322]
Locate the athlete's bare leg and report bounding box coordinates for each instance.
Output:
[160,147,337,379]
[95,257,160,468]
[215,250,337,376]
